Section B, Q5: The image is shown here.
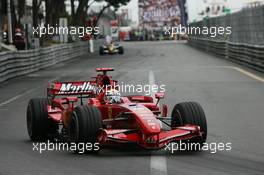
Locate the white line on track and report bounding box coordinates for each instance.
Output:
[184,65,264,83]
[232,67,264,82]
[150,156,168,175]
[211,66,264,82]
[0,75,65,107]
[0,88,38,107]
[149,70,168,175]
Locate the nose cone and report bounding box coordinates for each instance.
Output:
[140,114,161,134]
[122,104,161,134]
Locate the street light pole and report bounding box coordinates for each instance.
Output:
[7,0,13,44]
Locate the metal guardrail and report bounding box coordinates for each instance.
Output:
[188,37,264,72]
[188,37,227,57]
[0,42,89,83]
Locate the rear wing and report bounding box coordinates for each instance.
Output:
[96,68,114,75]
[47,81,99,97]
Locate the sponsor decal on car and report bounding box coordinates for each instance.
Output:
[59,82,96,94]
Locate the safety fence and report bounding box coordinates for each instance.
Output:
[188,4,264,72]
[188,37,264,72]
[189,5,264,45]
[0,42,89,83]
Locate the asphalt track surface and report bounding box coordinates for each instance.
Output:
[0,41,264,175]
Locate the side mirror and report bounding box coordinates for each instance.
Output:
[155,92,165,99]
[155,92,165,106]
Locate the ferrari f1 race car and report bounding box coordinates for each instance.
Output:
[26,68,207,153]
[99,42,124,55]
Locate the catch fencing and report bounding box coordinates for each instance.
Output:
[188,4,264,72]
[0,42,89,83]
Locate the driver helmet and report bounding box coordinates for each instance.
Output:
[105,89,121,104]
[15,28,22,33]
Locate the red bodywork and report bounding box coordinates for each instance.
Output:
[46,68,203,149]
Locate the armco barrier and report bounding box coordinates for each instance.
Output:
[188,37,264,72]
[188,37,227,57]
[0,42,89,83]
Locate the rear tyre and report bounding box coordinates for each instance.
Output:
[118,46,124,54]
[171,102,207,145]
[69,106,102,153]
[27,98,57,141]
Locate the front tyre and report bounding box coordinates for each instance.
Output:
[99,46,105,55]
[118,46,124,54]
[171,102,207,144]
[69,106,102,153]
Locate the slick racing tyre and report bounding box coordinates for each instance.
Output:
[118,46,124,54]
[99,46,105,55]
[27,98,58,141]
[69,106,102,153]
[171,102,207,144]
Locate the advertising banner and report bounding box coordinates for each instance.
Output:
[139,0,185,30]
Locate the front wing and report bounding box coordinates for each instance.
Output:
[97,125,202,149]
[103,48,119,54]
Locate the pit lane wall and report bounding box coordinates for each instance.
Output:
[188,5,264,72]
[0,42,89,83]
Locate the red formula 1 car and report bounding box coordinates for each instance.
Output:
[26,68,207,152]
